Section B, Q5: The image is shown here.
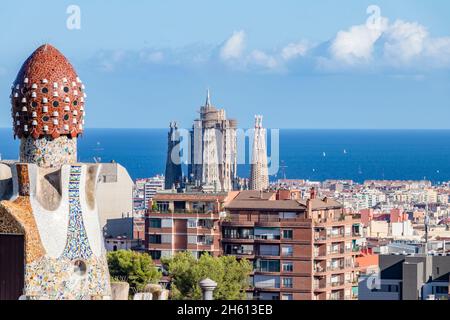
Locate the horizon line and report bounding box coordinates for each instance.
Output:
[4,127,450,131]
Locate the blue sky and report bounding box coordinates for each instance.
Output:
[1,0,450,129]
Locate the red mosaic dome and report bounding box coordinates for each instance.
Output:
[11,44,86,140]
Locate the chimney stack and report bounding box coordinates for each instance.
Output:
[310,187,316,200]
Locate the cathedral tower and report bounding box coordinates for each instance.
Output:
[189,90,237,192]
[249,115,269,191]
[164,121,183,189]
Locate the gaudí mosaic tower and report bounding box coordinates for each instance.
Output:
[0,44,111,300]
[188,90,238,192]
[249,115,269,191]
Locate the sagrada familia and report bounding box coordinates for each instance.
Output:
[0,45,111,300]
[164,90,269,192]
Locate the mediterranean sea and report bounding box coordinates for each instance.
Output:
[1,128,450,183]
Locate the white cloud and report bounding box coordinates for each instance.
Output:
[98,50,126,72]
[384,20,428,65]
[424,37,450,67]
[139,51,164,63]
[220,30,246,61]
[281,42,309,61]
[330,17,388,64]
[324,15,450,72]
[248,50,278,69]
[92,15,450,75]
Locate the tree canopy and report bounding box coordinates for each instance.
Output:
[162,252,252,300]
[107,250,162,292]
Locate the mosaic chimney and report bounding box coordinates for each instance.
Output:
[10,44,86,168]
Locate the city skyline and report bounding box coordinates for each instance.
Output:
[1,1,450,304]
[1,1,450,129]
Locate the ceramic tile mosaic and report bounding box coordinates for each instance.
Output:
[24,255,110,299]
[0,196,46,263]
[11,45,85,140]
[61,165,93,260]
[20,135,77,168]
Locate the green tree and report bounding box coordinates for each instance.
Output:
[107,250,162,292]
[162,252,252,300]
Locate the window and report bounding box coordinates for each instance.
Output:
[433,286,448,295]
[161,219,173,228]
[63,114,70,121]
[156,201,169,212]
[149,234,161,244]
[31,101,38,108]
[161,234,172,244]
[149,250,161,260]
[148,218,161,228]
[283,230,293,239]
[282,262,294,272]
[256,260,280,272]
[188,219,197,228]
[281,294,293,301]
[224,244,254,255]
[279,212,297,219]
[281,245,293,257]
[53,101,59,107]
[42,87,48,93]
[73,100,78,106]
[188,235,197,244]
[282,277,293,288]
[259,245,280,256]
[63,87,70,93]
[377,284,399,293]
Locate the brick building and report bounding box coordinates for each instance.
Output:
[145,191,233,261]
[222,189,362,300]
[145,189,362,300]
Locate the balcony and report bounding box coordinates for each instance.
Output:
[314,235,328,242]
[329,294,344,301]
[314,282,329,290]
[314,264,349,273]
[254,235,281,241]
[331,281,345,288]
[329,248,345,255]
[329,233,345,239]
[254,283,281,289]
[329,265,345,271]
[222,233,255,240]
[152,209,219,215]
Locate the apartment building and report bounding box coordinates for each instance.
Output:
[359,253,450,300]
[145,191,232,261]
[222,189,362,300]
